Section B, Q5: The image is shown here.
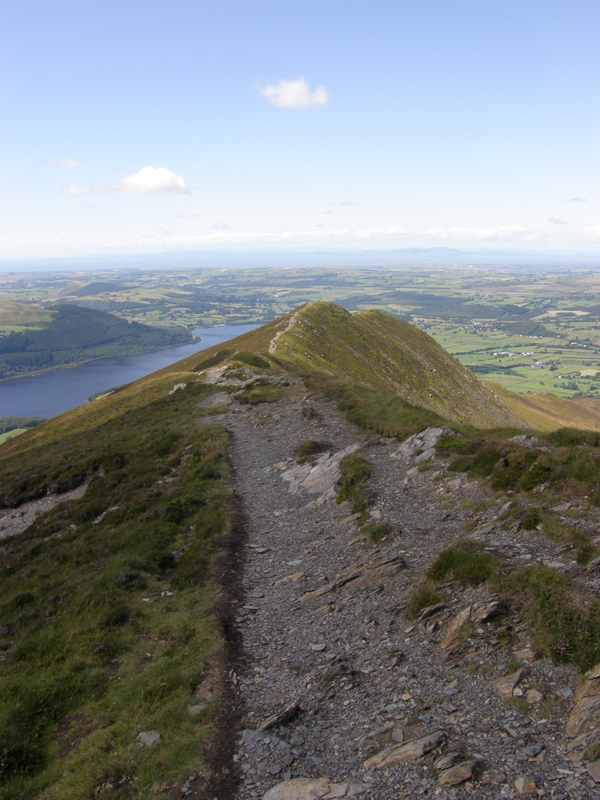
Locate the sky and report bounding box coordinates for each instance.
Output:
[2,0,600,263]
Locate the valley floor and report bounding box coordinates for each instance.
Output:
[205,379,600,799]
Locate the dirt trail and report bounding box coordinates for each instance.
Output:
[205,377,596,800]
[268,303,313,355]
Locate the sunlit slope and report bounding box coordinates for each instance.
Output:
[487,381,600,433]
[0,299,55,332]
[162,302,519,429]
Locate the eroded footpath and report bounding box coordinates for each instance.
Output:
[203,377,599,800]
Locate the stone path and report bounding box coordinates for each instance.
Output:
[202,375,600,799]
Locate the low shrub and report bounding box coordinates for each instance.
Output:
[363,521,390,543]
[193,349,234,372]
[301,406,322,421]
[509,566,600,672]
[336,452,372,515]
[429,541,499,585]
[236,384,287,405]
[407,582,442,618]
[232,351,271,369]
[297,440,332,463]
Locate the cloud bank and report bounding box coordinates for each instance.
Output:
[123,224,600,250]
[62,166,190,196]
[260,77,329,109]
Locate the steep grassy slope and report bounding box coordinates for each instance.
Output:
[488,381,600,432]
[0,303,194,379]
[0,374,239,799]
[163,303,519,429]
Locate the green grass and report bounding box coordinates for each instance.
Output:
[429,542,499,586]
[306,376,446,440]
[407,582,442,618]
[192,349,234,372]
[363,522,391,544]
[296,440,332,464]
[508,566,600,672]
[446,430,600,504]
[0,429,28,445]
[0,375,236,799]
[236,383,287,405]
[336,452,373,515]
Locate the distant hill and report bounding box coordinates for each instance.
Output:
[0,303,194,379]
[69,281,128,296]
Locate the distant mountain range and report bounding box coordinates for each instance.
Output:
[3,246,600,272]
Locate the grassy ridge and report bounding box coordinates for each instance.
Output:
[162,303,519,429]
[0,375,237,799]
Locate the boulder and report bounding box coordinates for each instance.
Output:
[281,443,362,498]
[514,775,536,794]
[363,729,446,768]
[495,669,525,699]
[567,664,600,739]
[437,760,476,786]
[137,730,161,748]
[262,778,368,799]
[392,427,455,461]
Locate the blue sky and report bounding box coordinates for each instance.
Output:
[2,0,600,261]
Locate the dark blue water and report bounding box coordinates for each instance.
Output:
[0,324,260,420]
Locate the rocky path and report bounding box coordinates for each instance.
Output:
[203,376,600,799]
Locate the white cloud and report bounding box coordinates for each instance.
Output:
[61,166,190,196]
[42,156,83,168]
[62,184,91,196]
[58,157,82,168]
[210,222,232,230]
[260,77,329,110]
[117,166,189,194]
[570,197,588,202]
[548,216,568,225]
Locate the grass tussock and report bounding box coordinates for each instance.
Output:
[301,406,322,421]
[407,582,442,618]
[363,521,391,544]
[192,349,234,372]
[336,452,373,515]
[297,440,332,464]
[508,566,600,672]
[445,429,600,505]
[429,541,499,586]
[231,351,271,370]
[236,383,287,405]
[0,377,235,798]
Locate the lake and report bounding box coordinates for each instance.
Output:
[0,323,260,420]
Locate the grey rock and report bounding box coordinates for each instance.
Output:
[437,760,476,786]
[363,729,446,768]
[514,775,537,794]
[137,730,161,748]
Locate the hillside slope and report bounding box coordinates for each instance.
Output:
[0,302,194,379]
[488,380,600,432]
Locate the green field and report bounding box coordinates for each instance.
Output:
[0,428,28,445]
[4,266,600,397]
